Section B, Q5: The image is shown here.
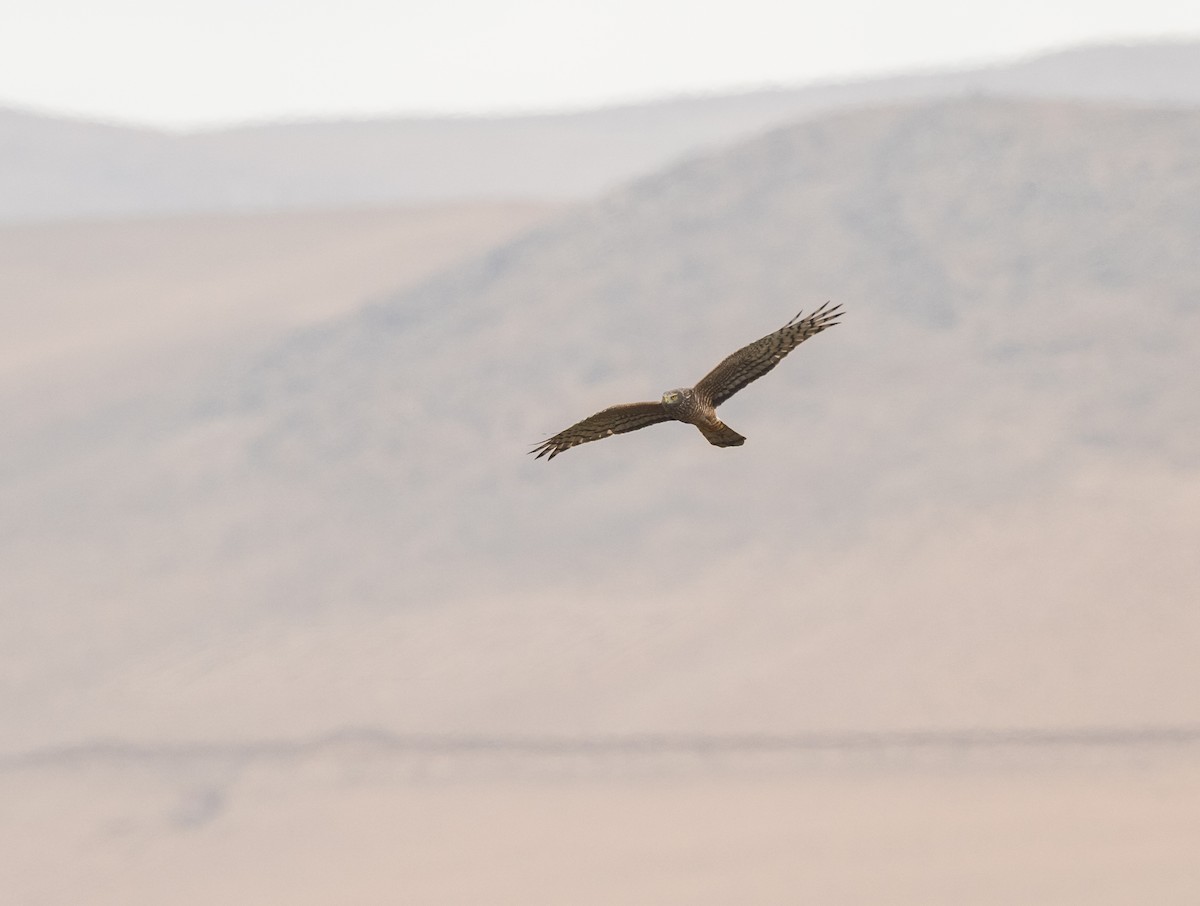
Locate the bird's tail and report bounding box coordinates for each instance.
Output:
[697,419,746,447]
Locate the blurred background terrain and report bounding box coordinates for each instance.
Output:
[3,37,1199,905]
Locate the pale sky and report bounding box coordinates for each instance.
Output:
[1,0,1198,130]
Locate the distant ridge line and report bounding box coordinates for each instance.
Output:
[6,725,1200,770]
[6,40,1200,221]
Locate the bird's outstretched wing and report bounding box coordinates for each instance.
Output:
[531,402,670,460]
[693,302,843,407]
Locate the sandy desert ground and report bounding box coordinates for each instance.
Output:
[5,744,1199,904]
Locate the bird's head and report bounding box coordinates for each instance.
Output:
[661,388,690,409]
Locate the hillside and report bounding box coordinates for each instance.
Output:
[0,201,556,434]
[3,98,1198,755]
[4,40,1200,221]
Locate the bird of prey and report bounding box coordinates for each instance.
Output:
[531,302,843,460]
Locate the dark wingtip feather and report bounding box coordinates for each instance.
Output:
[530,438,564,460]
[808,300,844,328]
[787,300,843,329]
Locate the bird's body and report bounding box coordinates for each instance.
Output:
[661,387,746,447]
[532,302,843,460]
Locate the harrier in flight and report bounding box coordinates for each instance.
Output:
[532,302,843,460]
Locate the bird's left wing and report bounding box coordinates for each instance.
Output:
[693,302,843,407]
[531,401,670,460]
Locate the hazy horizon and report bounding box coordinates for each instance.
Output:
[7,39,1200,226]
[2,36,1192,132]
[3,6,1200,130]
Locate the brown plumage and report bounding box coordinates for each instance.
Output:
[531,302,843,460]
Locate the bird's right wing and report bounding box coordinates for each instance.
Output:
[531,401,671,460]
[694,302,843,407]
